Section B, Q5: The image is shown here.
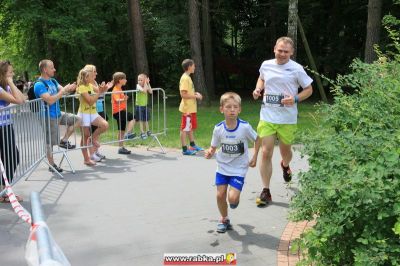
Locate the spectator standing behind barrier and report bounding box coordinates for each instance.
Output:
[135,73,152,139]
[179,59,203,155]
[84,64,109,161]
[111,72,136,155]
[76,68,110,166]
[0,60,25,202]
[252,37,313,207]
[34,59,80,173]
[205,92,259,233]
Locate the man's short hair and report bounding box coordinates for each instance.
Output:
[276,37,294,48]
[182,59,194,71]
[39,59,52,73]
[220,92,241,106]
[113,72,126,85]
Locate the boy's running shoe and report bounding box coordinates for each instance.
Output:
[182,149,197,155]
[118,147,131,155]
[146,130,152,136]
[189,145,203,152]
[217,218,232,233]
[280,160,292,182]
[256,188,272,207]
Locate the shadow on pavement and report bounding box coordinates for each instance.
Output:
[227,224,279,253]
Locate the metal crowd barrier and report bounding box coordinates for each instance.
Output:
[0,99,48,196]
[47,87,167,177]
[1,87,167,192]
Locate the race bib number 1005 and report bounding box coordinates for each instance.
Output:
[263,94,284,107]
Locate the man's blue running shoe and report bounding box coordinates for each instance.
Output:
[182,149,197,155]
[189,145,203,152]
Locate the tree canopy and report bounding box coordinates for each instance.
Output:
[0,0,398,98]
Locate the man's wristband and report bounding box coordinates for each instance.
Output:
[294,95,299,103]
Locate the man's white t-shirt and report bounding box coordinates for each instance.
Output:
[259,59,313,124]
[211,119,257,177]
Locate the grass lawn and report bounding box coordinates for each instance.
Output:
[119,99,322,149]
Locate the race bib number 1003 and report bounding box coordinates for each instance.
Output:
[221,142,244,157]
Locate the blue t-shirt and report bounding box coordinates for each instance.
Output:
[33,78,60,119]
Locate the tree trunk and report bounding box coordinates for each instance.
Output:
[268,0,277,57]
[188,0,209,104]
[128,0,149,74]
[287,0,298,60]
[202,0,215,99]
[298,16,328,103]
[364,0,382,63]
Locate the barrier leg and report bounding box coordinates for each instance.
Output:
[58,151,76,174]
[44,161,64,179]
[147,135,166,154]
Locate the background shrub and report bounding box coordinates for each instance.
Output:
[290,53,400,264]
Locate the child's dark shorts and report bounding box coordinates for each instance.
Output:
[134,106,151,122]
[113,110,134,130]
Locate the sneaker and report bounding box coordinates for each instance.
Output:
[217,218,232,233]
[182,149,197,155]
[189,145,203,152]
[146,130,152,136]
[140,133,148,140]
[257,188,272,206]
[118,147,131,155]
[95,151,106,160]
[281,160,292,182]
[59,140,76,149]
[90,153,102,162]
[124,132,136,140]
[49,164,63,173]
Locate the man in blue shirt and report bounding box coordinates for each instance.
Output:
[34,59,80,173]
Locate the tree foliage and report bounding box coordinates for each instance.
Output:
[0,0,399,97]
[0,0,132,83]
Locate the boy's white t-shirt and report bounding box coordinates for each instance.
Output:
[259,59,313,124]
[211,119,257,177]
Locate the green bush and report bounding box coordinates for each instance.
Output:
[290,55,400,264]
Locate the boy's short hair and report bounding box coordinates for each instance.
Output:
[182,59,194,71]
[220,92,241,106]
[138,73,147,80]
[113,72,126,85]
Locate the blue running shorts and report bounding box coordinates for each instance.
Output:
[215,172,245,191]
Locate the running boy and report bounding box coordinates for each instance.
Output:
[135,73,152,139]
[111,72,136,155]
[179,59,203,155]
[205,92,259,233]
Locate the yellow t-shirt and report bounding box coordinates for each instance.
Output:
[179,73,197,114]
[77,84,97,114]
